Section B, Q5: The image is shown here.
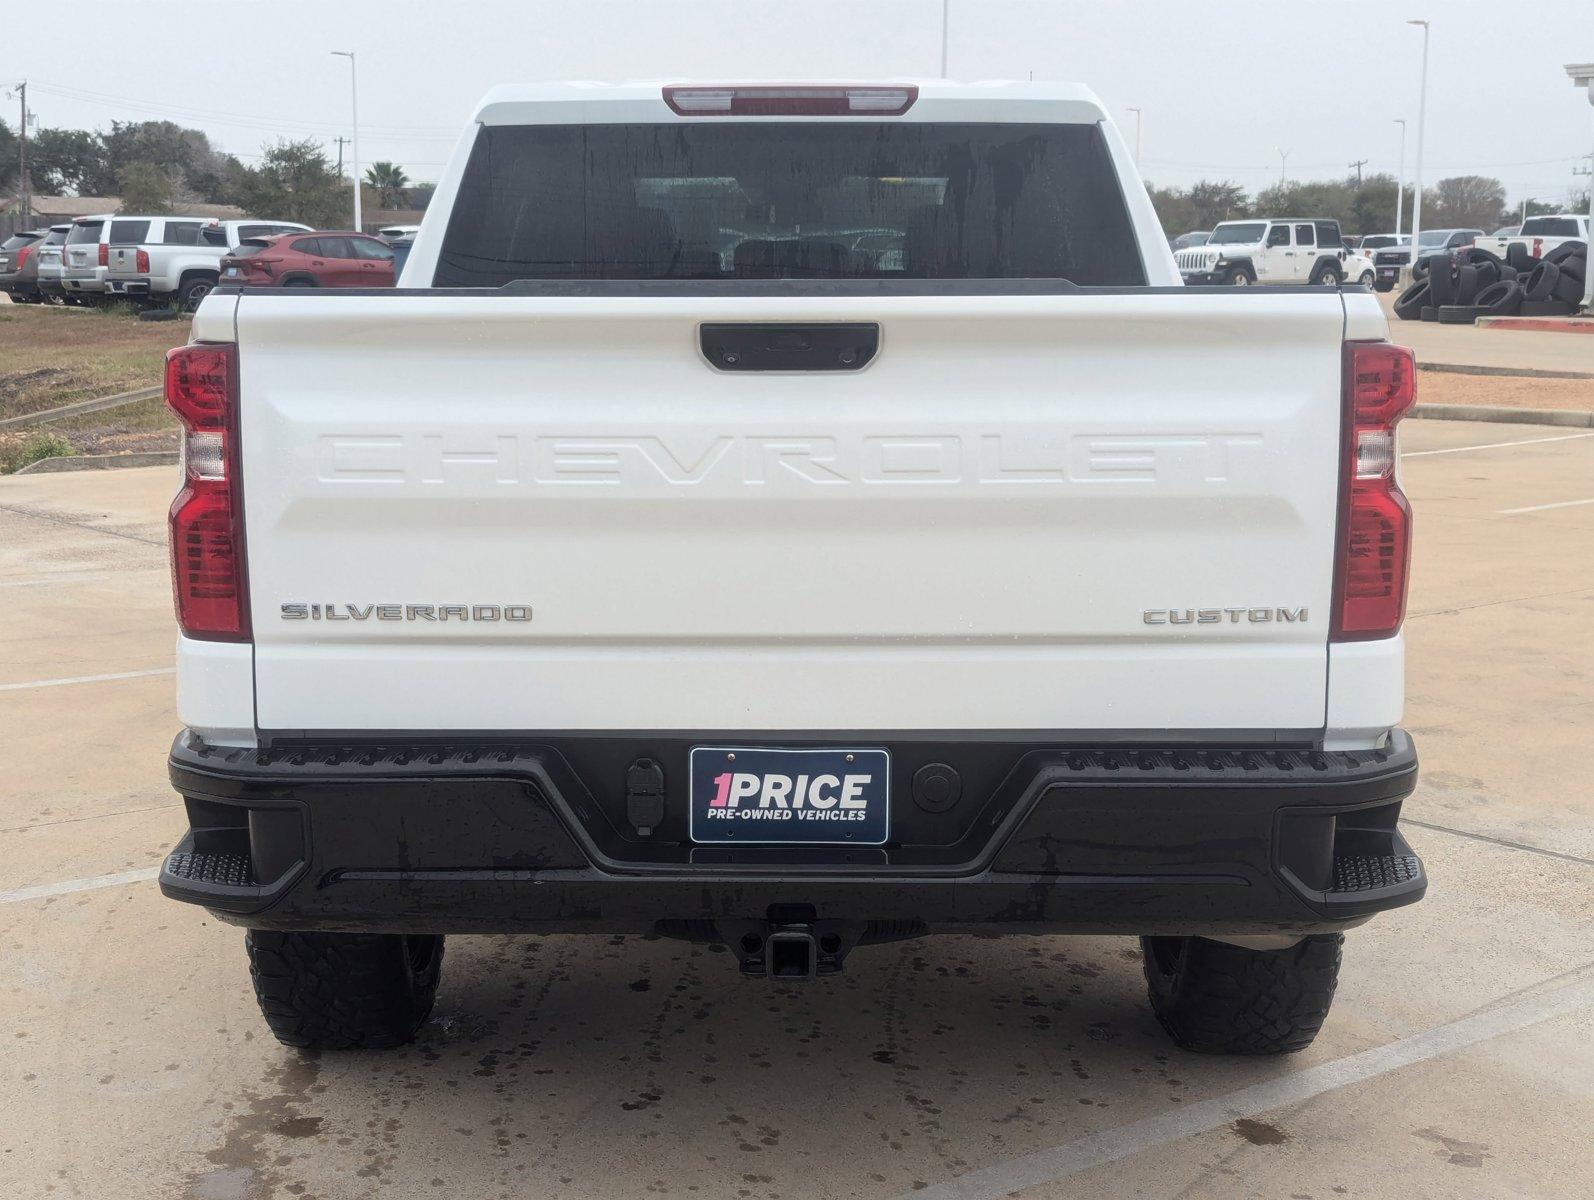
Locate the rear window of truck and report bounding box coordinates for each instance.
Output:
[1520,217,1581,238]
[435,122,1146,287]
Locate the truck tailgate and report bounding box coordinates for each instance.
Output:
[233,289,1347,735]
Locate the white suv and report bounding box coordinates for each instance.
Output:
[1175,218,1353,286]
[104,217,311,310]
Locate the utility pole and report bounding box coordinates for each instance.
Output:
[1275,147,1291,189]
[10,81,31,227]
[333,136,349,176]
[1349,158,1368,185]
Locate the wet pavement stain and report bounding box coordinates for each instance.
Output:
[1414,1127,1491,1168]
[184,1054,324,1200]
[1232,1118,1288,1146]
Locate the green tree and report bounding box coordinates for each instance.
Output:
[363,161,410,208]
[1427,175,1507,231]
[237,139,347,226]
[30,128,109,195]
[1185,180,1249,228]
[117,162,175,213]
[0,118,18,196]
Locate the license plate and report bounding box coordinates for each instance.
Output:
[689,746,890,844]
[1378,268,1397,278]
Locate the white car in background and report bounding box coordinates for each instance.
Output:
[1341,248,1376,287]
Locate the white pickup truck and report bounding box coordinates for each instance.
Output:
[158,80,1424,1056]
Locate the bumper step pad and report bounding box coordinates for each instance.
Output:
[1332,853,1423,894]
[164,849,255,889]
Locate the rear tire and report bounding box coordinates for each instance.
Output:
[246,930,444,1050]
[1141,933,1343,1055]
[176,274,217,312]
[1358,270,1375,287]
[1313,263,1344,286]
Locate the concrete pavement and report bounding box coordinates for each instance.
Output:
[1,431,1591,1200]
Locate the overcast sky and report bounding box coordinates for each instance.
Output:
[8,0,1593,207]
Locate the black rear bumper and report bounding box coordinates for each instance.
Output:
[161,730,1424,937]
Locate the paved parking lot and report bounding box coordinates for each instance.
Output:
[2,419,1592,1200]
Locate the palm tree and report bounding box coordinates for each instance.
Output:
[363,162,410,209]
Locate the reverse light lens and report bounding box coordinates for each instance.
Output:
[663,85,918,116]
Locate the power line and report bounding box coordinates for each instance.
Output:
[26,78,460,139]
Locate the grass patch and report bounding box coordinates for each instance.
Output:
[0,303,186,471]
[1,430,76,473]
[0,303,186,419]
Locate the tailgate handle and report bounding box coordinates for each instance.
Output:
[701,323,878,372]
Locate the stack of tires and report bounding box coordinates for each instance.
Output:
[1393,240,1587,325]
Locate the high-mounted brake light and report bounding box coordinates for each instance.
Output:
[663,85,918,116]
[1333,341,1416,641]
[166,343,248,641]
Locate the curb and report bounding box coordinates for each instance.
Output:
[0,385,163,431]
[1418,361,1594,381]
[13,451,178,474]
[1476,315,1594,334]
[1411,403,1594,428]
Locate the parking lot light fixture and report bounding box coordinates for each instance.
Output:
[1564,62,1594,312]
[332,50,360,232]
[1407,20,1430,276]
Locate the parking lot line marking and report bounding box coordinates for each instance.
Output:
[0,866,159,906]
[1404,817,1594,868]
[0,502,165,548]
[0,666,175,692]
[1498,496,1594,515]
[0,568,163,589]
[901,970,1594,1200]
[1402,431,1594,458]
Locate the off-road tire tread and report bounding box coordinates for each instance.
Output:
[246,930,443,1050]
[1141,933,1342,1055]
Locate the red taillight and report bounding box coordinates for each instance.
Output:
[1333,342,1415,641]
[663,84,917,116]
[16,246,31,270]
[166,343,248,641]
[136,248,150,272]
[98,242,108,266]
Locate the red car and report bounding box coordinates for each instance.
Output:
[219,231,396,288]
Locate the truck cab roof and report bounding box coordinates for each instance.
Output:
[471,79,1110,126]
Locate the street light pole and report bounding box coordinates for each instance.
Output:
[1407,20,1430,273]
[332,50,360,232]
[1393,118,1407,237]
[1126,107,1142,170]
[1565,64,1594,312]
[939,0,949,78]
